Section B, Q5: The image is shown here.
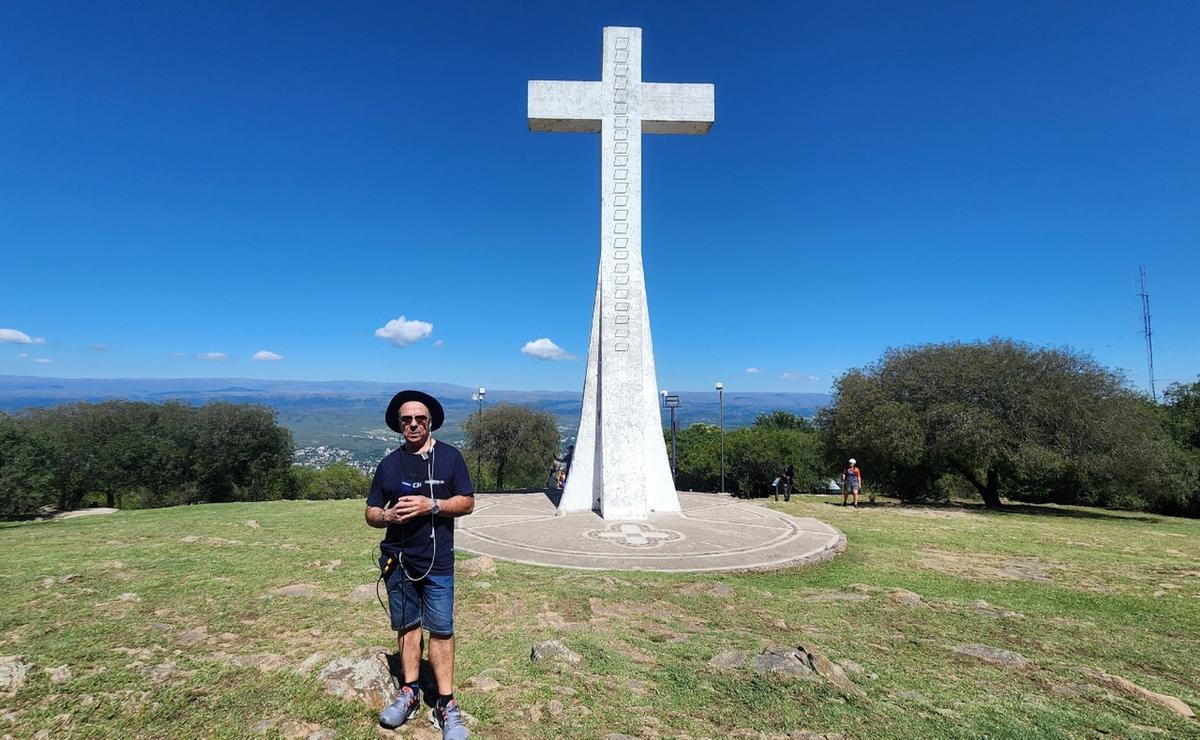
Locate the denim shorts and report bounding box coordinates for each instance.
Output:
[380,555,455,637]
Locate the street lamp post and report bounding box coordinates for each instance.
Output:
[661,390,680,481]
[473,387,486,486]
[716,381,725,495]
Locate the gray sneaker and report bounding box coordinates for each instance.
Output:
[379,685,420,729]
[431,699,469,740]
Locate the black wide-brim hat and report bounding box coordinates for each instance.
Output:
[385,389,445,433]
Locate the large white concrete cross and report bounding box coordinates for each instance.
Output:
[528,27,714,520]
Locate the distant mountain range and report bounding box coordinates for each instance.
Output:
[0,375,831,467]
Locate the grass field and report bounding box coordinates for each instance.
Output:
[2,495,1198,739]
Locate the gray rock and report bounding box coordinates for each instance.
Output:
[952,644,1033,669]
[889,589,925,607]
[347,584,377,603]
[318,651,396,708]
[466,675,501,692]
[0,656,32,696]
[1081,667,1195,719]
[530,640,582,666]
[708,650,748,671]
[798,643,867,697]
[251,718,278,734]
[459,556,497,577]
[835,658,865,675]
[48,665,72,684]
[297,652,332,674]
[752,645,814,678]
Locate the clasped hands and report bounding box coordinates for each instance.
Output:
[382,495,434,524]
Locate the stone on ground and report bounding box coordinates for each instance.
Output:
[48,664,72,684]
[952,644,1033,669]
[889,589,925,607]
[1,656,32,696]
[459,556,497,576]
[1081,667,1195,719]
[708,649,748,671]
[268,583,320,598]
[750,644,865,696]
[318,650,396,708]
[530,640,582,667]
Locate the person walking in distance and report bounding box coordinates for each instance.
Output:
[842,458,863,508]
[367,390,474,739]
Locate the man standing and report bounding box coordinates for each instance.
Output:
[366,390,474,739]
[842,458,863,508]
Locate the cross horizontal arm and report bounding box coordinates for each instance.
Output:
[642,83,715,135]
[528,80,604,132]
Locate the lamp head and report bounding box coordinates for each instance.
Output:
[715,381,723,391]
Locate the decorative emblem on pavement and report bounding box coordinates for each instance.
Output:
[584,522,684,548]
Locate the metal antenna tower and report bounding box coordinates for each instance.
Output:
[1138,266,1156,400]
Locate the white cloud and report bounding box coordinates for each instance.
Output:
[89,343,108,351]
[521,338,575,361]
[433,339,444,348]
[375,316,433,347]
[197,352,228,361]
[252,350,284,361]
[17,352,28,358]
[0,328,46,344]
[780,372,820,381]
[745,367,761,374]
[33,358,53,364]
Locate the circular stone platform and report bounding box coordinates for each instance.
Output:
[456,491,845,572]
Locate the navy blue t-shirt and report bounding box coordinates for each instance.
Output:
[367,440,474,576]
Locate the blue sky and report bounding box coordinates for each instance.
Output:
[2,1,1196,394]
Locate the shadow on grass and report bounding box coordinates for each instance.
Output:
[825,498,1162,524]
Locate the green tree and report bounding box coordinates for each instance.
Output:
[0,412,54,516]
[1163,379,1200,451]
[670,419,824,497]
[192,402,294,503]
[1162,379,1200,516]
[820,339,1194,511]
[0,400,295,516]
[298,463,371,500]
[462,403,560,490]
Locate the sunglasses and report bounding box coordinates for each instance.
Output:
[399,415,430,427]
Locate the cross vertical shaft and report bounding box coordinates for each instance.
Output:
[528,27,714,519]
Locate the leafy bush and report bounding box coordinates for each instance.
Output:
[670,417,824,497]
[819,339,1196,512]
[0,401,294,517]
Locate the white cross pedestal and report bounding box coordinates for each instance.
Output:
[528,27,714,520]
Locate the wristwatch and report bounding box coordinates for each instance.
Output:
[431,499,441,516]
